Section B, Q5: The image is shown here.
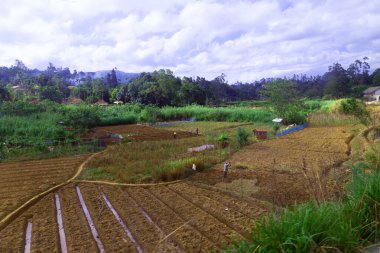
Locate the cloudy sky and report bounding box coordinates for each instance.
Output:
[0,0,379,82]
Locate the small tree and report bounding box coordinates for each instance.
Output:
[338,98,371,126]
[140,106,161,124]
[236,127,250,147]
[63,106,100,133]
[217,132,229,148]
[261,79,306,124]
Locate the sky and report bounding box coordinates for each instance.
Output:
[0,0,379,83]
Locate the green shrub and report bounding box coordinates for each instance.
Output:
[338,98,371,125]
[63,105,100,133]
[224,163,380,253]
[236,127,250,147]
[347,171,380,242]
[282,105,307,125]
[140,106,161,124]
[272,123,280,132]
[0,101,43,115]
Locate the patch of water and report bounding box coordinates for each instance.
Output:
[101,191,144,253]
[55,193,67,253]
[76,186,105,253]
[24,220,32,253]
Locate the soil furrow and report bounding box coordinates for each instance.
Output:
[184,181,267,219]
[127,187,217,253]
[148,186,243,246]
[168,183,261,237]
[29,194,59,253]
[0,156,88,170]
[102,185,180,253]
[58,185,98,252]
[78,184,137,252]
[0,161,82,171]
[0,166,77,177]
[0,214,26,252]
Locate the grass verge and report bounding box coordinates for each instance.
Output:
[223,145,380,253]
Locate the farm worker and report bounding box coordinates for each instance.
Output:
[196,128,199,135]
[173,132,177,139]
[192,163,197,171]
[223,161,231,178]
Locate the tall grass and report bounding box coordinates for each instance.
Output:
[308,111,361,126]
[159,105,276,123]
[83,136,223,183]
[0,112,69,145]
[224,156,380,253]
[82,123,259,183]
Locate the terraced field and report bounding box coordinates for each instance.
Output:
[0,124,360,251]
[0,154,90,221]
[191,125,358,206]
[0,182,266,252]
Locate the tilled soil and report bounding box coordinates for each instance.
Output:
[83,124,196,144]
[0,182,263,252]
[0,125,359,251]
[189,125,356,206]
[0,154,89,220]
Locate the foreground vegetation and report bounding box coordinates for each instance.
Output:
[224,117,380,252]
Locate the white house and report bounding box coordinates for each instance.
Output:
[363,86,380,101]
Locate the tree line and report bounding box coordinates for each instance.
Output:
[0,57,379,105]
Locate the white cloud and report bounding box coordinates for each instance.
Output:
[0,0,379,82]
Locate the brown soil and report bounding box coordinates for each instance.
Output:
[0,154,89,220]
[0,125,360,251]
[1,182,262,252]
[83,124,196,145]
[189,125,355,206]
[101,185,179,252]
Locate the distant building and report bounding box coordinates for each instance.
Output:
[62,97,83,105]
[363,86,380,101]
[95,99,109,106]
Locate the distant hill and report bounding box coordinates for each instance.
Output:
[72,70,140,85]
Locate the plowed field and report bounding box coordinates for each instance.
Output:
[84,124,195,144]
[0,154,89,221]
[0,125,360,251]
[0,182,266,253]
[191,125,357,206]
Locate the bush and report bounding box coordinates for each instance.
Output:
[282,106,307,125]
[217,132,229,148]
[63,105,100,133]
[0,101,43,116]
[347,171,380,242]
[140,106,161,124]
[224,154,380,252]
[338,98,371,125]
[236,128,250,147]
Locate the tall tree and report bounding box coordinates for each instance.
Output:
[261,79,300,117]
[106,69,118,88]
[324,63,349,98]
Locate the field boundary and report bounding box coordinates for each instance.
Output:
[276,123,308,137]
[0,151,103,231]
[0,150,184,231]
[73,179,182,187]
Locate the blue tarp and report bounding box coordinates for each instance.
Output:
[276,123,308,137]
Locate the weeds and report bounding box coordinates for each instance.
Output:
[224,141,380,253]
